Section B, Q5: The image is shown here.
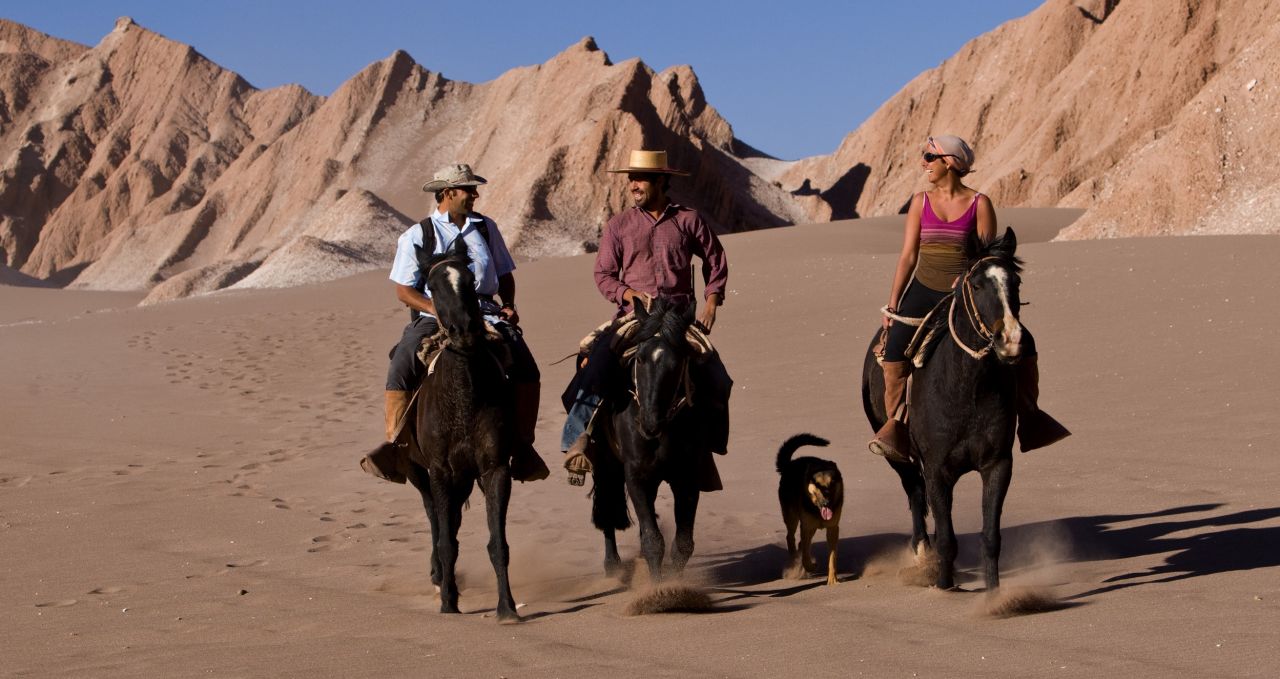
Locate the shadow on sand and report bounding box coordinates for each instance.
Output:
[696,503,1280,602]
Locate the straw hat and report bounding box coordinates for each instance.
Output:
[607,150,689,176]
[421,163,488,193]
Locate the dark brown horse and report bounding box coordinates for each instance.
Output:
[862,229,1026,591]
[590,299,716,579]
[404,237,519,619]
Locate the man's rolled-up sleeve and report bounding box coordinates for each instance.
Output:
[692,216,728,302]
[593,220,627,305]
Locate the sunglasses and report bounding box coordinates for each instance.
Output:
[922,152,955,163]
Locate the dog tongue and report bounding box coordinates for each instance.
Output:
[820,507,833,521]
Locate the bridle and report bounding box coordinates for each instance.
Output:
[628,333,695,422]
[949,256,1006,360]
[881,255,1014,363]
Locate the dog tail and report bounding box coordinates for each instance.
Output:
[776,433,830,473]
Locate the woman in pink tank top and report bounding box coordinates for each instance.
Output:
[868,135,1070,463]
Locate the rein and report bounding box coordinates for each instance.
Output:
[882,256,1006,362]
[628,335,695,422]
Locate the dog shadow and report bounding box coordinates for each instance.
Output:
[700,532,907,593]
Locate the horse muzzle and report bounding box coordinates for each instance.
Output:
[992,320,1024,363]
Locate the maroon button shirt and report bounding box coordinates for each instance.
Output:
[593,203,729,315]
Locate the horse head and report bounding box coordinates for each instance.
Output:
[627,298,707,439]
[961,228,1025,363]
[416,237,482,346]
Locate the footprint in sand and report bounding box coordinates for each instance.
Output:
[35,599,78,608]
[89,586,124,595]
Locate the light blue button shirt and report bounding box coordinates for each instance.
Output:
[389,210,517,318]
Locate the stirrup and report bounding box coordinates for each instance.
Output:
[564,450,592,486]
[868,436,912,465]
[359,443,407,484]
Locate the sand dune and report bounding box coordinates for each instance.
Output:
[2,209,1276,677]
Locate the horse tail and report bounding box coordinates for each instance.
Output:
[776,433,830,473]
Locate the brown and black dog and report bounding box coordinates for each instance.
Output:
[776,434,844,585]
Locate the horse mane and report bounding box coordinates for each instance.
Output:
[624,298,694,357]
[965,227,1023,274]
[418,238,474,273]
[415,238,483,347]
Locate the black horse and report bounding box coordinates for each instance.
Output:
[404,237,520,620]
[590,298,716,579]
[861,229,1027,591]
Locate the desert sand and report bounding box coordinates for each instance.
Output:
[2,209,1277,678]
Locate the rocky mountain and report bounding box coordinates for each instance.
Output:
[4,2,1276,303]
[780,0,1280,239]
[0,18,815,303]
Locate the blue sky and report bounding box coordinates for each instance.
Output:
[6,1,1044,160]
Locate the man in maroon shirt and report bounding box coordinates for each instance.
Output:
[561,150,732,487]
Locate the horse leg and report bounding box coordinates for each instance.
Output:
[892,460,931,556]
[626,474,665,580]
[407,464,442,590]
[482,468,519,620]
[432,476,465,614]
[669,482,699,573]
[980,458,1013,592]
[926,475,958,590]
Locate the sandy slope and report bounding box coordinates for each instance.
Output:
[2,211,1277,678]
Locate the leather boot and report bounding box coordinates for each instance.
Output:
[869,361,913,464]
[1016,355,1071,452]
[359,390,410,484]
[563,432,594,487]
[508,382,550,482]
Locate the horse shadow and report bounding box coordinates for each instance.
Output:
[697,503,1280,601]
[997,503,1280,599]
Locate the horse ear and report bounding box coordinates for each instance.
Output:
[414,243,430,270]
[634,298,650,321]
[988,228,1018,260]
[449,236,468,258]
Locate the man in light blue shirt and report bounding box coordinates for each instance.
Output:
[360,163,548,484]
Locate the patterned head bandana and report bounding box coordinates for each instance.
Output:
[927,135,975,176]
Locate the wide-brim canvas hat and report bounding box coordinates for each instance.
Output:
[607,150,689,176]
[421,163,488,193]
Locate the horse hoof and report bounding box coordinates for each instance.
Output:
[439,604,461,615]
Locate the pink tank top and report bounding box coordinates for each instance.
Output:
[916,192,980,292]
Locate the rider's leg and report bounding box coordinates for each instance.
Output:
[560,326,622,485]
[561,392,601,486]
[701,353,733,455]
[869,279,948,463]
[1015,330,1071,452]
[360,316,437,483]
[869,360,913,463]
[500,325,549,482]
